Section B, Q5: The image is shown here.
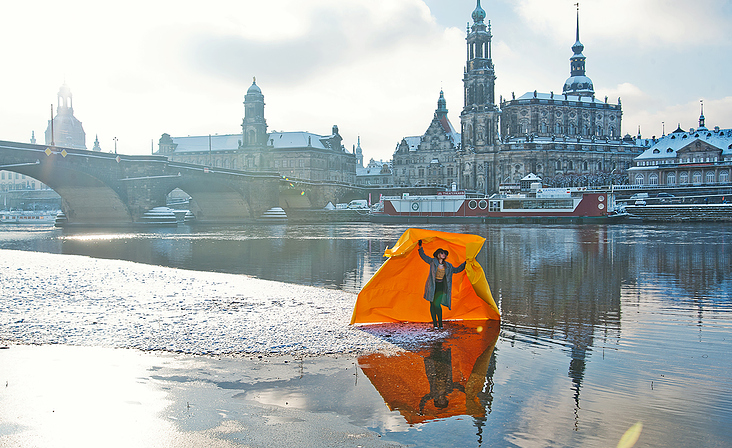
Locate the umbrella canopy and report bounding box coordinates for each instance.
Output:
[351,228,500,325]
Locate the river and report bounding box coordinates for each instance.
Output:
[1,222,731,447]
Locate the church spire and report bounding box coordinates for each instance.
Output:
[436,90,448,118]
[562,3,594,97]
[698,99,707,130]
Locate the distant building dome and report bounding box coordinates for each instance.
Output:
[563,75,594,96]
[247,78,262,95]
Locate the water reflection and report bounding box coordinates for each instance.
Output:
[2,223,732,446]
[358,320,500,426]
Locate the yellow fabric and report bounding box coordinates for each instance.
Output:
[350,228,500,324]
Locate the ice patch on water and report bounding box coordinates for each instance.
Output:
[0,250,403,356]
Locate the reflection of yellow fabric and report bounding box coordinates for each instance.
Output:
[350,228,500,324]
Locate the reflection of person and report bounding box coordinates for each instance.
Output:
[418,239,466,329]
[419,341,464,413]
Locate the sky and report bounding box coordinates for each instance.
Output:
[2,0,731,163]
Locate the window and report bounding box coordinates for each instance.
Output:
[706,171,715,184]
[418,168,424,177]
[666,173,676,185]
[649,173,658,185]
[693,171,702,184]
[634,173,645,185]
[720,171,729,183]
[680,172,689,184]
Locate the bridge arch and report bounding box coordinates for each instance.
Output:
[1,155,132,224]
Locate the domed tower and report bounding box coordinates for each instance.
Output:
[241,77,267,148]
[45,83,86,149]
[562,5,594,98]
[436,89,448,119]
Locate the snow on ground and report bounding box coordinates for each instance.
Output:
[0,249,421,356]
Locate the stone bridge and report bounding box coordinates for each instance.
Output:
[0,140,281,225]
[1,140,371,225]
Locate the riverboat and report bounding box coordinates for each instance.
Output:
[371,188,626,224]
[0,210,58,225]
[138,207,179,226]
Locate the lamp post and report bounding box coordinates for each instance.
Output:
[113,137,118,154]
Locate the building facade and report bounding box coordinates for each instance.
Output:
[356,158,393,186]
[158,79,357,184]
[629,109,732,187]
[495,7,642,189]
[390,2,645,193]
[392,90,461,187]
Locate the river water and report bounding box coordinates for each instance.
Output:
[1,222,731,447]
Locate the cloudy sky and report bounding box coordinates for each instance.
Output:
[2,0,730,162]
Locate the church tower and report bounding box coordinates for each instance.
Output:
[562,5,594,97]
[241,78,267,148]
[45,83,86,149]
[459,0,500,192]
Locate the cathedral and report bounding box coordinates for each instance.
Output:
[158,79,358,184]
[393,1,645,194]
[497,5,642,190]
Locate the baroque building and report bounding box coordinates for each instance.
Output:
[44,83,86,150]
[629,107,732,186]
[496,6,643,190]
[158,79,357,184]
[392,90,461,187]
[391,2,646,194]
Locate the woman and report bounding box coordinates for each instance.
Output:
[418,239,466,329]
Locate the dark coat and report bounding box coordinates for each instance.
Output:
[418,246,465,310]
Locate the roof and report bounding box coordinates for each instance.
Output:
[171,134,241,153]
[402,136,422,151]
[267,131,334,150]
[635,127,732,160]
[513,91,612,104]
[438,116,461,146]
[171,130,346,153]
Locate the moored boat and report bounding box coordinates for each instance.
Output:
[371,186,626,224]
[1,210,58,225]
[138,207,179,226]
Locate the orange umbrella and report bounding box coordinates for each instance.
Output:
[358,320,500,424]
[351,228,500,324]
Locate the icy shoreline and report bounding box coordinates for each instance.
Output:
[1,249,402,356]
